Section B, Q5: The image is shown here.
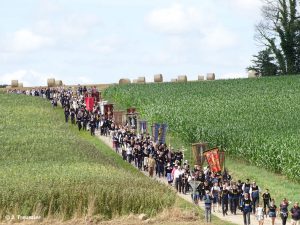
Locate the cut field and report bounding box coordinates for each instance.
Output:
[103,76,300,200]
[0,93,175,220]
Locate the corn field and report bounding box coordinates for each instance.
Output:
[104,76,300,181]
[0,93,175,220]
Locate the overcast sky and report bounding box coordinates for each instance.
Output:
[0,0,263,86]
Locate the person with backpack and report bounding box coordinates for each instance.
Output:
[241,193,252,225]
[280,198,289,225]
[203,190,213,223]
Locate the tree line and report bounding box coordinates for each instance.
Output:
[248,0,300,76]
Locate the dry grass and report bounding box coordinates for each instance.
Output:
[0,207,202,225]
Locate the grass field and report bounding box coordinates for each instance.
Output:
[0,93,237,225]
[0,93,176,220]
[104,76,300,202]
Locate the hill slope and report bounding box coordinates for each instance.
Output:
[104,76,300,181]
[0,93,175,219]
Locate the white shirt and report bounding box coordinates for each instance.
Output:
[174,169,183,179]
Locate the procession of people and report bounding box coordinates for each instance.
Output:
[7,86,300,225]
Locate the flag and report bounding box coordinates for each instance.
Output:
[204,148,222,173]
[153,123,168,144]
[85,97,94,112]
[139,121,147,134]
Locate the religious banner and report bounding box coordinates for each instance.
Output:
[192,143,208,166]
[128,114,137,128]
[219,150,225,171]
[139,120,147,134]
[85,97,94,112]
[153,123,168,144]
[113,110,125,126]
[104,104,114,119]
[203,148,222,173]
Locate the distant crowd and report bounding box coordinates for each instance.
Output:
[8,87,300,225]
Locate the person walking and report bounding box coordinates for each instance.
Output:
[262,189,271,217]
[221,184,229,216]
[203,190,213,223]
[256,203,264,225]
[241,193,252,225]
[211,182,221,212]
[64,106,70,123]
[279,198,289,225]
[290,202,300,225]
[268,199,278,225]
[250,181,260,214]
[148,154,156,177]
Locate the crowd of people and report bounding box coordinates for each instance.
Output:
[7,86,300,225]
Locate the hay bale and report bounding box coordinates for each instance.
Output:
[6,85,11,89]
[171,79,177,82]
[18,83,23,88]
[47,78,56,87]
[132,79,138,84]
[55,80,63,86]
[178,75,187,82]
[154,74,163,83]
[206,73,215,81]
[248,70,258,78]
[137,77,146,84]
[198,75,205,81]
[11,80,18,88]
[119,78,131,85]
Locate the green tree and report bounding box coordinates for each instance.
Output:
[248,48,278,76]
[254,0,299,75]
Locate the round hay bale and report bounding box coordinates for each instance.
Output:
[137,77,146,84]
[132,79,138,84]
[206,73,215,81]
[11,80,18,88]
[55,80,63,86]
[178,75,187,82]
[248,70,258,78]
[119,78,131,85]
[18,83,23,88]
[47,78,56,87]
[198,75,205,81]
[154,74,163,83]
[171,79,177,82]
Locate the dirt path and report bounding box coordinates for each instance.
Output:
[95,132,282,225]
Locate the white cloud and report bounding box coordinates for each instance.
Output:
[1,29,54,53]
[146,3,237,51]
[145,3,206,34]
[0,70,52,86]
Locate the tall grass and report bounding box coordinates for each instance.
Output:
[103,76,300,181]
[0,93,176,220]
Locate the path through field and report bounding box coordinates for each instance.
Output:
[95,132,282,225]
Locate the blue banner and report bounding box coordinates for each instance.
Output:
[153,123,168,144]
[139,121,147,134]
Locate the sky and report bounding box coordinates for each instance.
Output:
[0,0,264,86]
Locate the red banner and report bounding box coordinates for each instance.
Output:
[85,97,94,112]
[204,148,222,172]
